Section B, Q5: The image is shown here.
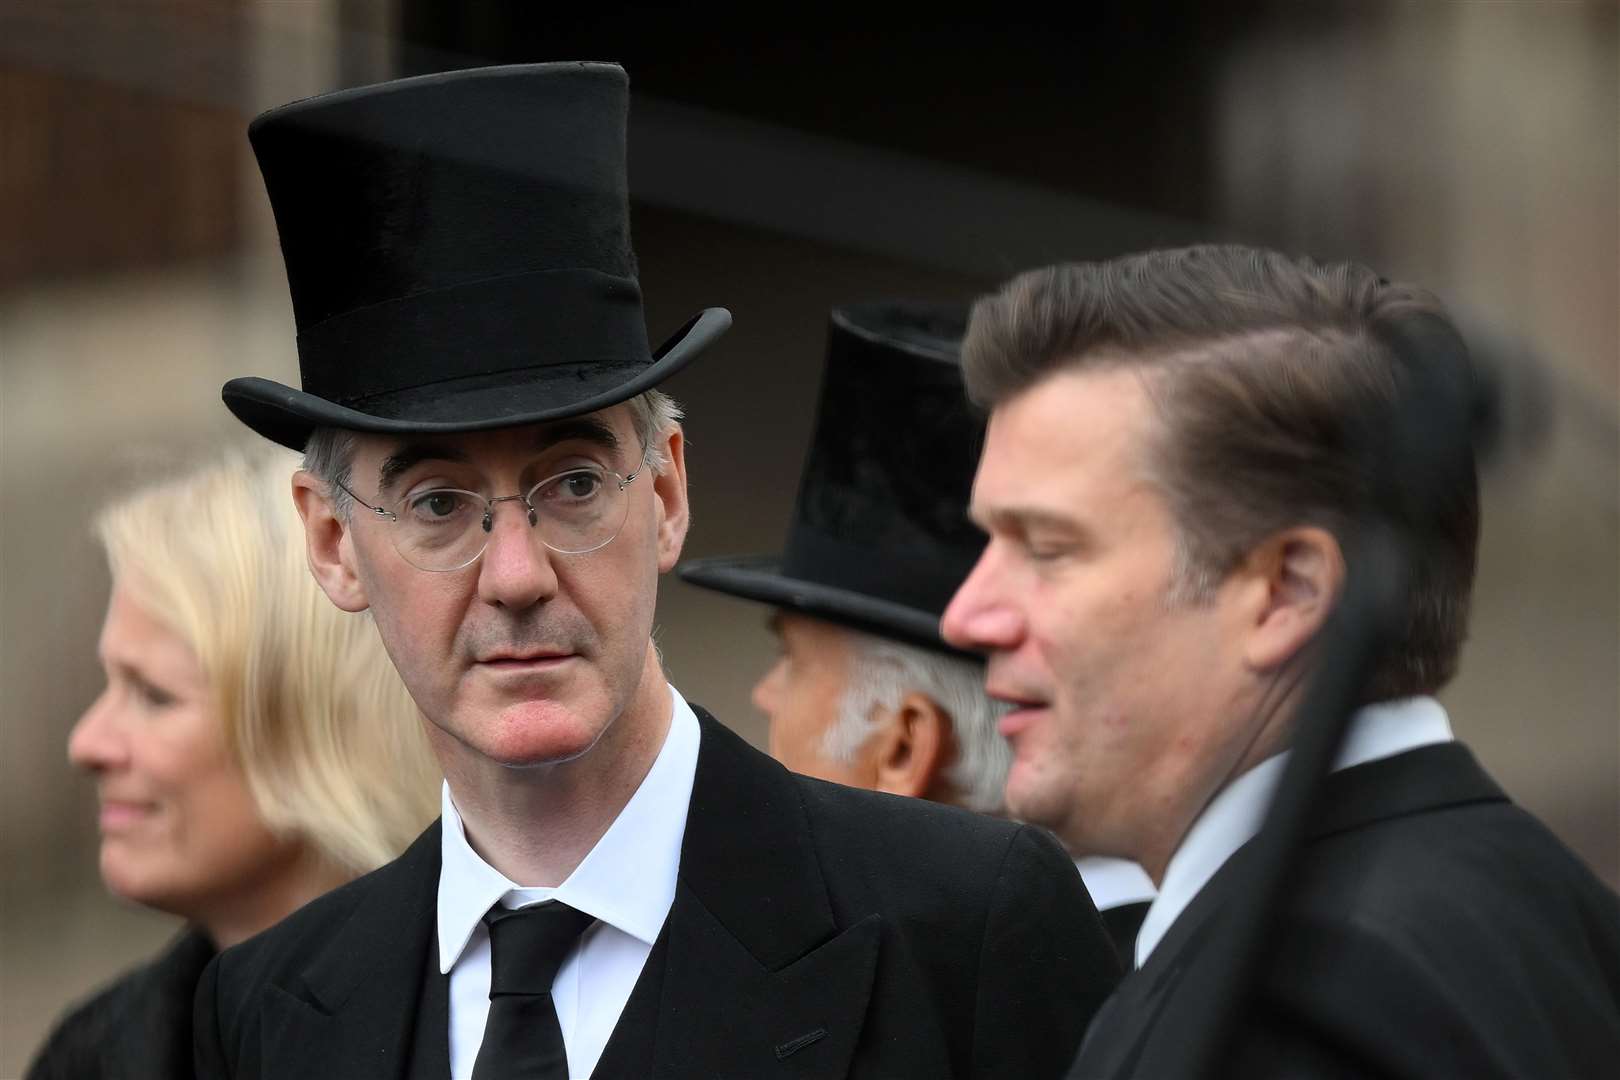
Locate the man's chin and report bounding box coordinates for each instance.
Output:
[434,698,607,769]
[1003,764,1067,832]
[491,745,592,770]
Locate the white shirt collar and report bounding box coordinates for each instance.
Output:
[1133,695,1454,969]
[1073,856,1158,912]
[436,684,700,973]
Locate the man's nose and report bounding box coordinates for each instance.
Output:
[475,503,559,610]
[68,691,128,773]
[941,547,1024,652]
[751,660,784,716]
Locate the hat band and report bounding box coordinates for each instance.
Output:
[780,523,982,623]
[298,268,651,405]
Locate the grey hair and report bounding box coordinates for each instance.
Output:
[301,389,684,519]
[302,427,360,518]
[822,631,1013,814]
[622,388,683,474]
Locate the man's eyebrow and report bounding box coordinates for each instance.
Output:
[537,417,622,458]
[974,504,1085,535]
[375,418,626,494]
[378,443,472,493]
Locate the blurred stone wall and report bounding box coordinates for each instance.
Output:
[3,3,1616,1074]
[1212,1,1619,884]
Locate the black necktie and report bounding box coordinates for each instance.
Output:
[472,901,597,1080]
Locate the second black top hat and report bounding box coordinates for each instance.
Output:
[223,62,730,450]
[679,302,986,654]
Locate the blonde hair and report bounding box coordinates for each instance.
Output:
[93,442,440,874]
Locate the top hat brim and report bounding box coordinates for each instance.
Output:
[223,307,730,451]
[677,553,980,660]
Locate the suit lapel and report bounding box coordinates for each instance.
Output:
[1074,744,1511,1078]
[1098,901,1152,966]
[1072,875,1230,1078]
[652,884,880,1077]
[261,822,443,1080]
[641,710,881,1078]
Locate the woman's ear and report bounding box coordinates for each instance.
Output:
[1241,526,1345,673]
[291,470,370,613]
[652,426,690,573]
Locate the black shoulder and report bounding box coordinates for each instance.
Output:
[1262,798,1620,1076]
[794,773,1025,865]
[26,974,129,1080]
[210,821,439,997]
[688,702,1072,910]
[26,929,213,1080]
[789,773,1071,909]
[212,847,393,985]
[1297,797,1618,947]
[789,771,1119,1075]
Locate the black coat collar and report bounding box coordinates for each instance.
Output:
[264,707,880,1078]
[1074,743,1510,1078]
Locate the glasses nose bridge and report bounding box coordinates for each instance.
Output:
[481,490,539,532]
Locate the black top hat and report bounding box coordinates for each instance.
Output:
[679,303,986,655]
[223,62,730,450]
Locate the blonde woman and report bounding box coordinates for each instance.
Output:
[27,443,440,1080]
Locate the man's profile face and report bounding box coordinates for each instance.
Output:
[941,366,1247,856]
[320,406,687,773]
[752,611,875,787]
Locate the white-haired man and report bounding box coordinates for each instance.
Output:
[681,302,1155,961]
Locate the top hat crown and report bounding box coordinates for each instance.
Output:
[223,62,729,450]
[678,302,986,654]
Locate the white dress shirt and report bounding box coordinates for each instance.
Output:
[438,685,700,1080]
[1073,856,1157,912]
[1134,696,1455,969]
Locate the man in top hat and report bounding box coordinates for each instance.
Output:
[679,302,1156,962]
[940,245,1620,1077]
[193,64,1120,1080]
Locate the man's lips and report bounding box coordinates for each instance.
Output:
[474,652,576,670]
[988,686,1050,737]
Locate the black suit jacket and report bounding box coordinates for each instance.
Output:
[29,928,215,1080]
[196,707,1120,1078]
[1095,902,1150,968]
[1070,743,1620,1079]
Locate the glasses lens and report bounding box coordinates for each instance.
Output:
[393,489,487,571]
[529,466,631,554]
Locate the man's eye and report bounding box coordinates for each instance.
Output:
[550,471,604,500]
[1024,540,1071,563]
[408,491,473,521]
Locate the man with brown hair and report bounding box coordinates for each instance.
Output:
[942,245,1620,1077]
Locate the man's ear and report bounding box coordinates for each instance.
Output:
[871,692,958,802]
[291,470,370,613]
[652,426,690,573]
[1240,526,1345,673]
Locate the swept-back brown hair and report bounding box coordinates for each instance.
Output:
[962,244,1479,701]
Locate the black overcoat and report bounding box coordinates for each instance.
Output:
[1069,743,1620,1079]
[28,927,214,1080]
[195,707,1121,1078]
